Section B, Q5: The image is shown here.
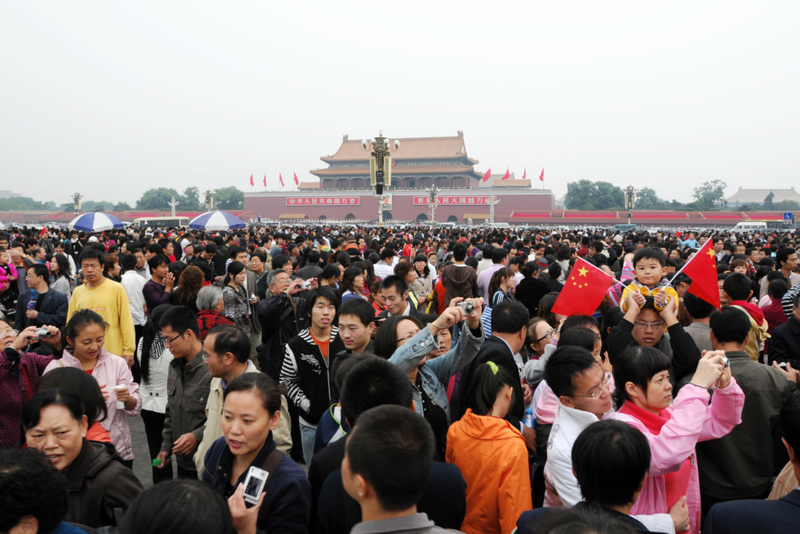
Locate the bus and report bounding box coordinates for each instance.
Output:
[132,217,190,229]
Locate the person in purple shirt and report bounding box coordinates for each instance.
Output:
[142,254,174,317]
[476,247,509,301]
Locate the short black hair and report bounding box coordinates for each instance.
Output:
[332,353,374,393]
[121,479,232,534]
[207,324,250,363]
[633,247,666,268]
[780,391,800,456]
[544,346,598,398]
[491,300,529,334]
[768,279,789,300]
[229,245,247,259]
[517,506,638,534]
[306,286,340,319]
[559,327,600,353]
[722,272,752,301]
[776,247,797,271]
[272,253,291,270]
[346,405,434,511]
[22,388,85,430]
[611,346,671,407]
[223,373,281,416]
[0,448,69,534]
[709,306,751,345]
[159,305,200,337]
[28,263,49,281]
[491,247,509,264]
[35,367,108,427]
[340,357,413,427]
[380,275,408,296]
[78,245,105,267]
[572,420,651,508]
[120,253,137,271]
[339,298,375,328]
[561,315,599,333]
[683,291,716,320]
[147,253,170,271]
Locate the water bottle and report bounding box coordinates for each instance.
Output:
[27,290,39,311]
[524,408,536,429]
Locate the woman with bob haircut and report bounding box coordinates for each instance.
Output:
[23,388,143,527]
[446,361,532,534]
[605,346,744,534]
[202,373,311,534]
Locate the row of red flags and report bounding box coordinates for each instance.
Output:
[552,238,720,317]
[482,167,545,183]
[250,173,300,187]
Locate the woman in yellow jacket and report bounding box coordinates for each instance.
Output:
[446,361,532,534]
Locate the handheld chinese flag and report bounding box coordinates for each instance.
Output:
[279,173,285,187]
[552,258,615,317]
[263,174,266,187]
[293,172,299,186]
[249,173,254,186]
[675,231,682,240]
[522,168,527,180]
[539,168,544,182]
[482,168,492,183]
[675,238,720,308]
[502,168,510,180]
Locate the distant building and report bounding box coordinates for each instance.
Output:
[0,190,22,199]
[726,187,800,206]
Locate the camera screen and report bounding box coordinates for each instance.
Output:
[245,476,262,497]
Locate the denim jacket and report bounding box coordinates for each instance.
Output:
[390,320,484,422]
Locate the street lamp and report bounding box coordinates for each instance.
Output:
[427,185,439,223]
[72,193,83,216]
[203,189,215,211]
[624,185,637,225]
[363,130,400,226]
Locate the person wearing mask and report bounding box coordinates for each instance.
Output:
[607,346,745,534]
[202,373,311,534]
[14,263,69,331]
[447,362,531,534]
[155,305,213,479]
[23,388,143,528]
[143,254,175,318]
[194,325,292,476]
[44,309,142,468]
[67,247,136,366]
[137,304,175,485]
[280,286,345,465]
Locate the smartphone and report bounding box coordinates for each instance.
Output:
[242,466,269,507]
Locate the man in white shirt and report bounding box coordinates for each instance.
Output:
[373,248,396,280]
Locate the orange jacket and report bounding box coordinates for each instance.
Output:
[446,409,532,534]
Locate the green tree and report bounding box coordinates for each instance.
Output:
[180,187,201,210]
[635,187,670,210]
[565,180,624,210]
[0,196,50,211]
[113,201,132,211]
[94,204,105,212]
[136,188,182,210]
[692,180,727,210]
[214,186,244,210]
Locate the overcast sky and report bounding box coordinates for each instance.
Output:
[2,1,798,207]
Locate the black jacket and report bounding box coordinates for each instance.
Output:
[514,277,551,318]
[257,292,307,380]
[769,318,800,369]
[14,288,69,331]
[454,335,524,429]
[704,489,800,534]
[280,327,345,425]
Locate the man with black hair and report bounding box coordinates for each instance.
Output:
[119,253,147,348]
[760,247,799,299]
[14,263,68,331]
[691,306,794,522]
[156,305,212,479]
[683,292,716,352]
[704,391,800,533]
[439,243,478,305]
[67,247,136,364]
[377,276,437,325]
[477,247,509,301]
[143,254,174,318]
[312,357,467,534]
[722,272,769,362]
[519,420,653,534]
[296,249,323,280]
[770,291,800,369]
[338,298,376,355]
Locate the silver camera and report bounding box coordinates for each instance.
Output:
[457,301,475,315]
[34,328,51,341]
[720,356,730,370]
[301,280,312,290]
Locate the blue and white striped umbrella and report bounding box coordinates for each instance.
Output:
[189,210,246,231]
[68,212,125,232]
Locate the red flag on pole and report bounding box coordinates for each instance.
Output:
[675,238,720,308]
[293,172,299,186]
[482,168,492,183]
[552,258,615,317]
[263,174,266,187]
[279,173,285,187]
[249,173,254,186]
[502,168,510,180]
[539,168,544,182]
[522,168,527,180]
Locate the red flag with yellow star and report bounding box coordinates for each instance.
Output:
[678,238,720,308]
[552,257,615,317]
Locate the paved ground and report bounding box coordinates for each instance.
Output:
[129,414,154,488]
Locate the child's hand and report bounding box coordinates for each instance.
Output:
[654,288,667,306]
[625,290,645,311]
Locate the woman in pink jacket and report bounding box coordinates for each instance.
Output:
[45,309,141,466]
[606,346,744,534]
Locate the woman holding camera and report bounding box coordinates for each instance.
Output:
[222,261,253,333]
[202,373,311,534]
[44,309,141,468]
[606,346,744,534]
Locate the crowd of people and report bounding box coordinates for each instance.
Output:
[1,223,800,534]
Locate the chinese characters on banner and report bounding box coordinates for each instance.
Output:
[286,197,360,206]
[412,196,490,205]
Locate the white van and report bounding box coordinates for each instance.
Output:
[732,221,767,232]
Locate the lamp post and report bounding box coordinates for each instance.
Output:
[624,185,637,225]
[363,130,400,227]
[72,193,83,217]
[203,189,215,211]
[427,185,439,223]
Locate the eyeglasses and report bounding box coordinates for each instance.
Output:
[397,330,420,345]
[634,320,665,330]
[0,329,19,339]
[535,328,558,343]
[572,373,611,400]
[164,331,185,345]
